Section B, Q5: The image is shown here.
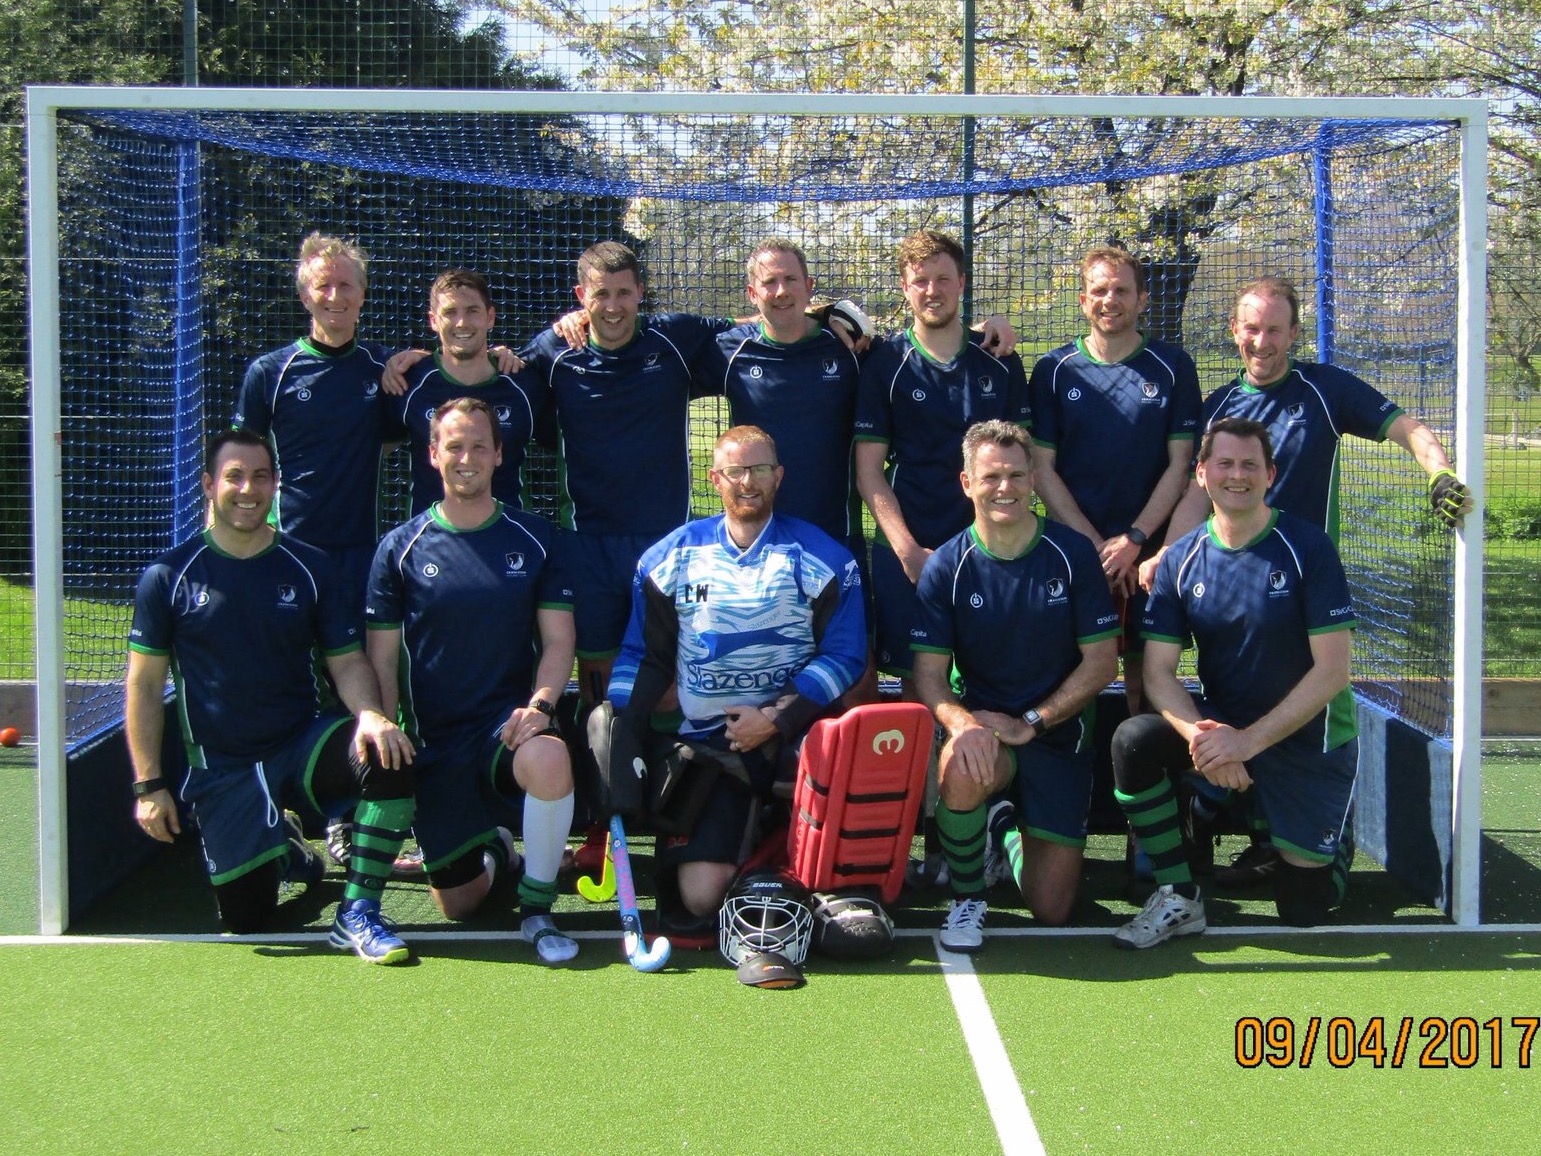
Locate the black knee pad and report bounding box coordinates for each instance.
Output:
[212,861,280,935]
[428,844,488,892]
[1273,859,1336,927]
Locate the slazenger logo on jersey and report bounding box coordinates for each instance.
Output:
[194,589,210,607]
[969,592,984,609]
[1045,577,1067,605]
[1192,582,1206,599]
[1268,569,1289,596]
[422,563,440,578]
[1286,403,1307,424]
[422,405,436,421]
[823,359,839,377]
[505,552,526,574]
[1067,387,1083,402]
[750,365,764,379]
[276,584,298,608]
[296,387,313,402]
[912,389,926,402]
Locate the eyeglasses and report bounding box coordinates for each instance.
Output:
[716,463,778,482]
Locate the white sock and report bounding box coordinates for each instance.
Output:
[522,792,574,885]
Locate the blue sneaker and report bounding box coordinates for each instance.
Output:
[329,899,410,965]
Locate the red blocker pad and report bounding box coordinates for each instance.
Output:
[787,703,933,904]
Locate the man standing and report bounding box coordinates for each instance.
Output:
[389,269,545,516]
[233,233,393,613]
[520,241,730,703]
[1029,247,1201,709]
[855,229,1032,686]
[912,421,1120,951]
[607,425,867,933]
[366,398,580,963]
[126,431,418,963]
[1111,418,1359,947]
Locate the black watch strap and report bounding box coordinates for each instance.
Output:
[131,776,168,798]
[529,698,557,718]
[1022,709,1047,737]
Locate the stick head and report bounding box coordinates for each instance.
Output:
[624,931,672,973]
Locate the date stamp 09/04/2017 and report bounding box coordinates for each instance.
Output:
[1234,1016,1538,1070]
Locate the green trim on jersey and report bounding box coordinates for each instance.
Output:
[429,501,505,534]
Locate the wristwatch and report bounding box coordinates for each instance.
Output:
[1126,526,1148,547]
[1021,708,1047,737]
[529,698,557,718]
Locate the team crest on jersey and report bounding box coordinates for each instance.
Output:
[364,382,379,399]
[495,405,512,424]
[750,365,764,379]
[422,563,440,578]
[1286,403,1307,424]
[1268,569,1289,594]
[505,552,526,574]
[979,376,995,395]
[1045,577,1067,605]
[644,353,662,371]
[296,387,313,402]
[1141,381,1160,399]
[1066,387,1083,402]
[823,359,840,377]
[276,584,298,607]
[969,592,983,609]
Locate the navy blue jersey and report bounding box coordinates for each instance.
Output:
[1144,509,1358,754]
[520,314,730,538]
[696,323,863,540]
[609,513,866,742]
[129,532,359,765]
[854,330,1031,548]
[1029,336,1201,535]
[388,354,546,516]
[366,503,573,747]
[913,521,1120,733]
[1200,360,1402,542]
[233,337,393,550]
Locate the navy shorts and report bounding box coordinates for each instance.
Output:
[1249,740,1358,863]
[655,742,777,866]
[411,722,527,874]
[562,529,655,662]
[1005,739,1094,848]
[869,539,922,679]
[180,714,354,885]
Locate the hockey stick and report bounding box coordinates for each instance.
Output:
[609,813,671,972]
[575,837,616,902]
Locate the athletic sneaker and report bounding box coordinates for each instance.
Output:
[324,818,352,868]
[982,799,1017,889]
[392,842,426,877]
[521,914,579,964]
[279,811,325,898]
[329,899,410,965]
[939,897,988,953]
[1214,842,1282,889]
[905,853,950,891]
[1112,884,1206,950]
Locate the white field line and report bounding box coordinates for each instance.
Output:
[935,937,1045,1156]
[4,921,1541,948]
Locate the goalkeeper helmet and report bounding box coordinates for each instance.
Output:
[719,870,815,967]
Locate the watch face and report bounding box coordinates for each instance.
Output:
[531,699,556,716]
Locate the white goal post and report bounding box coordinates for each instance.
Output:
[26,87,1486,933]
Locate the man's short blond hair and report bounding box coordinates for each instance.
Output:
[295,232,368,293]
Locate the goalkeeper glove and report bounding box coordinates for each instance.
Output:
[1428,469,1470,530]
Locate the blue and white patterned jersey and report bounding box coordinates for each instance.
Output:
[609,513,866,741]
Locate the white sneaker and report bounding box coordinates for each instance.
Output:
[939,898,988,953]
[982,799,1017,888]
[1113,884,1206,950]
[521,914,579,964]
